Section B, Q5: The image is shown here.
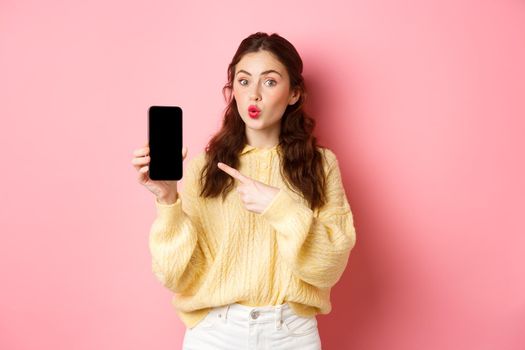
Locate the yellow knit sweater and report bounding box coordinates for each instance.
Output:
[148,143,357,329]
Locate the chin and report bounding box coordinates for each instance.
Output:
[243,115,262,123]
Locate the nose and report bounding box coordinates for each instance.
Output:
[249,83,261,102]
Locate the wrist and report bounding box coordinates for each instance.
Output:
[157,193,178,205]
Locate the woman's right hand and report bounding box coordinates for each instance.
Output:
[131,141,188,204]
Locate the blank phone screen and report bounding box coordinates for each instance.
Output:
[148,106,183,181]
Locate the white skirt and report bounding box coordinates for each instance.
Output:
[182,302,322,350]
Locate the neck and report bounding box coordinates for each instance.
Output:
[245,126,280,149]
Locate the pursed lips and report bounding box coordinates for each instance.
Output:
[248,105,260,113]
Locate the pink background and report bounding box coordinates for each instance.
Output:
[1,0,524,349]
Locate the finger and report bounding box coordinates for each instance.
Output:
[137,165,149,184]
[217,162,249,184]
[133,146,149,157]
[132,155,150,170]
[137,166,149,183]
[182,146,188,160]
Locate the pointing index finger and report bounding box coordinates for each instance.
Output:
[217,162,249,184]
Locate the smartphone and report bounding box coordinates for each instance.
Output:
[148,106,183,181]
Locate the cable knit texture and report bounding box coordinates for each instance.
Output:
[148,143,357,329]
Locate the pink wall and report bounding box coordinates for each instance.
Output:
[1,0,524,349]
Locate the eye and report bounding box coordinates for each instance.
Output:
[265,79,276,87]
[238,79,248,86]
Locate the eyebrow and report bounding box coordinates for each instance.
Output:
[236,69,282,77]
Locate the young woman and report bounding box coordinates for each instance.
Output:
[131,32,357,350]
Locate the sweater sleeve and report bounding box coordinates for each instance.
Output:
[148,155,207,294]
[260,151,357,289]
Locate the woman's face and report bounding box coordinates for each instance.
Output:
[233,50,300,137]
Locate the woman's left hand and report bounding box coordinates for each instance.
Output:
[217,162,280,214]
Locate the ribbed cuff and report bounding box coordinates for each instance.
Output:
[154,194,182,224]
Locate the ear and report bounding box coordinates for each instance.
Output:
[288,88,301,106]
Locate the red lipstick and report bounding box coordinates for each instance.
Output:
[248,105,260,118]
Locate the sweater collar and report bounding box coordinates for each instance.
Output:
[240,143,279,155]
